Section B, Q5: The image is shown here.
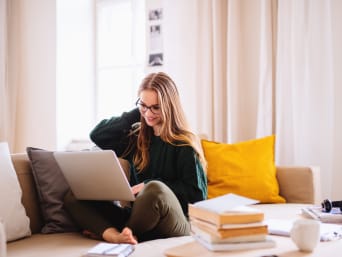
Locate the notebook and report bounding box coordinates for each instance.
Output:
[266,218,342,241]
[53,150,135,201]
[301,206,342,223]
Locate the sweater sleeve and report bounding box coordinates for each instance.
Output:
[89,108,140,157]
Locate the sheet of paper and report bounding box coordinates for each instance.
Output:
[193,193,259,213]
[302,206,342,223]
[266,219,342,241]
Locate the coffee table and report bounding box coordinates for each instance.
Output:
[164,204,342,257]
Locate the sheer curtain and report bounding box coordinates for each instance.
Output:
[225,0,276,143]
[276,0,342,199]
[0,0,19,152]
[164,0,276,143]
[0,0,8,143]
[164,0,342,199]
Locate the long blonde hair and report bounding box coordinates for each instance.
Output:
[133,72,206,172]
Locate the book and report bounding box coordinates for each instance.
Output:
[190,216,265,230]
[192,193,259,213]
[302,206,342,224]
[84,242,134,257]
[193,235,276,251]
[188,204,264,226]
[188,194,264,226]
[191,223,267,244]
[190,219,268,239]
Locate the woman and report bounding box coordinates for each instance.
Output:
[64,72,207,244]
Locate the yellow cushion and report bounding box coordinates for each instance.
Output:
[201,135,285,203]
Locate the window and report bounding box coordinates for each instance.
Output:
[95,0,146,119]
[57,0,146,150]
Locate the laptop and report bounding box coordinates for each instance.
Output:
[53,150,135,201]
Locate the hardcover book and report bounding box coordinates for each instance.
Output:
[188,204,264,226]
[190,220,268,239]
[193,235,275,252]
[190,223,267,244]
[188,193,264,226]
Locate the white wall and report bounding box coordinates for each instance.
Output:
[14,0,57,152]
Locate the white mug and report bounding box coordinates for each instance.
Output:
[290,219,320,252]
[0,219,6,257]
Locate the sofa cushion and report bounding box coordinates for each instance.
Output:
[201,135,285,203]
[0,142,31,242]
[26,147,79,233]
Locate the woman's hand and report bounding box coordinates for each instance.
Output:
[131,182,145,195]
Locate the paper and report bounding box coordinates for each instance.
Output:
[265,219,342,241]
[302,206,342,223]
[85,242,134,256]
[193,193,259,213]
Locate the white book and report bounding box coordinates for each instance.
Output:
[193,235,276,252]
[84,243,134,257]
[193,193,259,213]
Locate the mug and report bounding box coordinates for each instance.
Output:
[290,219,320,252]
[0,219,6,257]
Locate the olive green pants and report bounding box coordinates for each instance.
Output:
[64,181,190,242]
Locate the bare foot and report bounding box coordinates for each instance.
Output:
[102,227,138,244]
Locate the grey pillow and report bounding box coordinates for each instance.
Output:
[26,147,79,233]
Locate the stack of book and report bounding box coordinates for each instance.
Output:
[188,194,276,251]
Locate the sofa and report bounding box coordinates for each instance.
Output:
[6,152,328,257]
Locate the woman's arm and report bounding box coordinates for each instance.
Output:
[90,108,140,157]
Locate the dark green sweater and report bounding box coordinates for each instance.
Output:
[90,108,207,215]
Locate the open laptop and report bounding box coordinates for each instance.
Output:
[53,150,135,201]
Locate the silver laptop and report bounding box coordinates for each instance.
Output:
[53,150,135,201]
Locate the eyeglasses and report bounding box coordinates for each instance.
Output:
[135,99,161,114]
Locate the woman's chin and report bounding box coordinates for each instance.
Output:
[144,118,159,127]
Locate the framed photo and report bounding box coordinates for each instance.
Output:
[148,53,163,66]
[149,8,163,21]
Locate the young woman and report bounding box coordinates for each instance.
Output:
[64,72,207,244]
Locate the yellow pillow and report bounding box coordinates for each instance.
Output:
[201,135,285,203]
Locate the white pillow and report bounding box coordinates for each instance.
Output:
[0,142,31,241]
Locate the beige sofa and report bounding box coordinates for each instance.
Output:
[7,153,323,257]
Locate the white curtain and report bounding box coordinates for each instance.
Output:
[164,0,342,199]
[225,0,276,143]
[0,0,19,151]
[276,0,342,199]
[0,0,7,142]
[164,0,276,143]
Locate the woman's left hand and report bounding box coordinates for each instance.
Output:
[131,182,145,195]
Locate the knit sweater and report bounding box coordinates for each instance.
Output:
[90,108,207,215]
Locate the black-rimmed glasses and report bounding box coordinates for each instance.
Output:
[135,99,161,115]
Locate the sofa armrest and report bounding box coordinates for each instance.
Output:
[276,166,321,204]
[11,153,44,234]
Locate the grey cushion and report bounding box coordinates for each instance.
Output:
[26,147,78,233]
